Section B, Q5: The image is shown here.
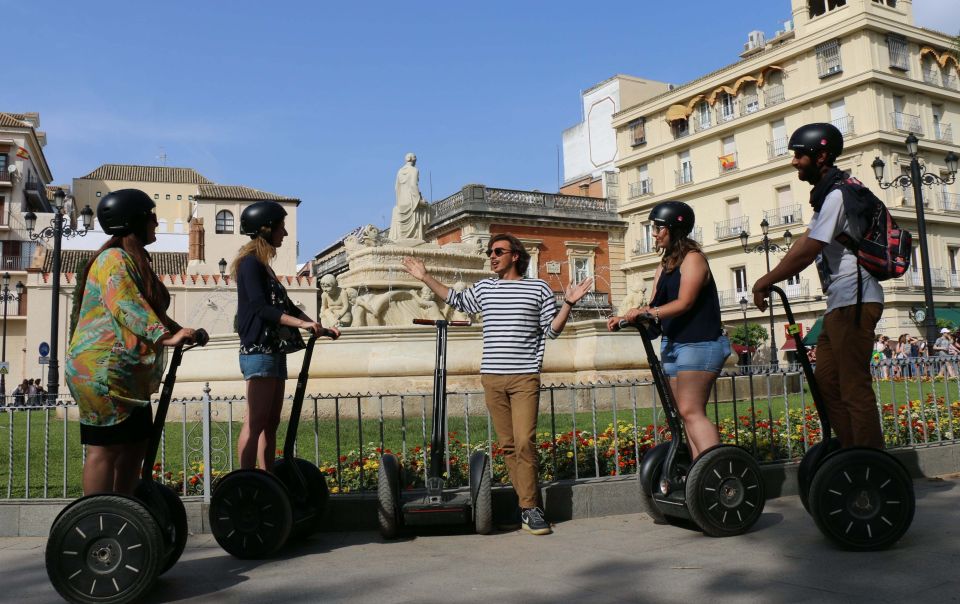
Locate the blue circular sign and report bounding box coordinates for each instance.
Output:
[39,342,50,357]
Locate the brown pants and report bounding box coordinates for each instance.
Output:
[481,373,541,509]
[815,303,884,448]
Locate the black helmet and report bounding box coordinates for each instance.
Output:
[788,123,843,162]
[96,189,156,236]
[240,201,287,239]
[648,201,695,238]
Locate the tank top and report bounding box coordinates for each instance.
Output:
[651,258,722,344]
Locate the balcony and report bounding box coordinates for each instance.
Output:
[715,216,749,240]
[952,272,960,289]
[431,186,618,225]
[675,167,694,187]
[0,256,33,271]
[923,67,942,86]
[895,269,948,290]
[719,152,739,173]
[891,112,923,135]
[313,250,347,277]
[831,115,855,138]
[944,72,960,90]
[767,137,790,159]
[718,288,752,308]
[0,169,11,184]
[627,178,653,199]
[24,176,49,210]
[632,238,655,256]
[764,85,786,107]
[941,192,960,213]
[690,226,703,245]
[934,123,953,143]
[715,100,740,125]
[554,291,610,309]
[784,279,810,300]
[0,298,25,316]
[741,95,760,115]
[763,204,803,228]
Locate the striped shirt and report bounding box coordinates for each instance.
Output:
[446,278,560,374]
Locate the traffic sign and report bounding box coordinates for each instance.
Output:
[39,357,49,365]
[0,362,8,375]
[39,342,50,357]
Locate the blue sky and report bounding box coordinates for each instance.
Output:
[3,0,957,262]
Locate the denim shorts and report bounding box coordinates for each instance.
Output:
[239,353,287,380]
[660,336,731,377]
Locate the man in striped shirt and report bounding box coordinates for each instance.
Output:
[402,234,593,535]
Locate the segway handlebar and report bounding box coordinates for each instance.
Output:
[611,313,656,332]
[412,319,473,327]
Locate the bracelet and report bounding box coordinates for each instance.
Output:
[653,306,660,323]
[564,299,576,308]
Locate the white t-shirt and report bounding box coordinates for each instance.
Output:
[807,189,883,314]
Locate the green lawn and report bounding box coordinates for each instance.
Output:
[2,375,958,498]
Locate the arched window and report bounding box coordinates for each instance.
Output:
[216,210,234,234]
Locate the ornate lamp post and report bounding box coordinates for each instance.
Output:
[24,188,94,399]
[218,258,228,281]
[740,219,793,369]
[871,134,958,347]
[0,273,25,400]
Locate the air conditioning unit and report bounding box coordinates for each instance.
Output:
[746,30,766,50]
[784,19,794,32]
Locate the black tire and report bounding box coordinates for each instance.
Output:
[808,449,915,551]
[637,476,669,525]
[686,445,766,537]
[273,457,330,536]
[134,480,188,576]
[377,454,400,539]
[45,495,164,604]
[472,456,493,535]
[209,470,293,559]
[798,438,841,514]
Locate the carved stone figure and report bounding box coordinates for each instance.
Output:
[447,281,473,322]
[416,284,446,321]
[360,224,381,247]
[320,274,352,327]
[618,284,646,315]
[390,153,431,241]
[349,288,401,327]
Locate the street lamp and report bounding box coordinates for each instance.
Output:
[218,258,228,281]
[24,188,94,399]
[871,135,958,347]
[0,273,25,400]
[740,219,793,369]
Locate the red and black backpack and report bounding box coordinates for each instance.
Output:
[833,175,912,281]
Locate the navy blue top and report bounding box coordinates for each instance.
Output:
[651,260,722,344]
[236,255,306,354]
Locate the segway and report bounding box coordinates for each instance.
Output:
[377,319,492,539]
[615,317,765,537]
[770,285,915,550]
[45,329,210,604]
[208,328,338,559]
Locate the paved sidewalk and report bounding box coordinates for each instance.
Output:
[2,476,957,604]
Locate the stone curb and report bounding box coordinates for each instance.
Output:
[2,443,957,537]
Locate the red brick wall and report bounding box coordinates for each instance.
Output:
[490,225,609,293]
[435,229,462,245]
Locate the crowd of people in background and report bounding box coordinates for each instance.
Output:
[2,378,47,407]
[870,328,960,378]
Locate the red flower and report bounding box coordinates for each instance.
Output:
[339,455,347,463]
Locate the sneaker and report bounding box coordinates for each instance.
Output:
[520,507,552,535]
[498,506,522,531]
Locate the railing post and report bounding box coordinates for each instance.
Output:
[202,382,213,504]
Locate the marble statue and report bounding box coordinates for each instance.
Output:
[618,284,646,315]
[416,284,446,321]
[447,281,474,322]
[390,153,431,241]
[360,224,381,247]
[349,288,402,327]
[320,274,352,327]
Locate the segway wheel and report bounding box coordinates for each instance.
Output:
[209,470,293,559]
[798,438,841,514]
[637,443,670,524]
[273,457,330,536]
[377,454,401,539]
[808,449,915,551]
[471,453,493,535]
[134,480,188,576]
[686,445,766,537]
[45,495,164,604]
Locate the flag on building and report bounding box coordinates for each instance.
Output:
[719,153,736,170]
[16,146,29,160]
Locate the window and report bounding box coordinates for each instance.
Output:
[949,247,960,275]
[808,0,846,18]
[829,99,852,136]
[696,102,712,131]
[0,155,7,173]
[638,164,651,195]
[886,34,909,71]
[643,223,653,253]
[743,84,760,114]
[188,195,194,201]
[933,104,945,140]
[672,119,689,139]
[215,210,235,234]
[720,136,737,172]
[630,118,646,146]
[873,0,896,6]
[96,191,102,197]
[732,266,749,295]
[718,93,736,122]
[727,197,741,220]
[165,194,171,200]
[678,151,693,185]
[573,257,591,283]
[154,194,159,200]
[177,195,182,200]
[769,119,788,158]
[816,40,843,78]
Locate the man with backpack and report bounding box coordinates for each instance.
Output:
[752,122,897,449]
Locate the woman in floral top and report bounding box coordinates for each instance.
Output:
[232,201,338,471]
[66,189,200,495]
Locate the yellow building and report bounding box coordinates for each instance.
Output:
[612,0,960,363]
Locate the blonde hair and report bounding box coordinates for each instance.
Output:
[230,237,277,277]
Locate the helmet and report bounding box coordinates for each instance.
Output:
[648,201,695,238]
[788,123,843,161]
[96,189,156,236]
[240,201,287,238]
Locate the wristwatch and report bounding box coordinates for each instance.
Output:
[564,299,576,307]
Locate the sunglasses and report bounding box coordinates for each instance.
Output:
[486,247,513,258]
[653,224,667,234]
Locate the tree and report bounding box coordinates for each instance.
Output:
[730,323,769,348]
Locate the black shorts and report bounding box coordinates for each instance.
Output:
[80,405,154,446]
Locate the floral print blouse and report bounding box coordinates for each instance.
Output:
[65,248,171,426]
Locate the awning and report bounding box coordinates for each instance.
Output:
[919,46,939,62]
[732,343,756,355]
[780,337,797,352]
[665,104,691,123]
[707,85,737,105]
[757,65,784,87]
[803,317,823,347]
[686,94,706,111]
[731,75,758,94]
[940,54,959,69]
[933,307,960,326]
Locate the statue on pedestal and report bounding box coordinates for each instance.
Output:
[320,274,352,327]
[390,153,431,241]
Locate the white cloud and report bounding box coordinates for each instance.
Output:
[913,0,960,36]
